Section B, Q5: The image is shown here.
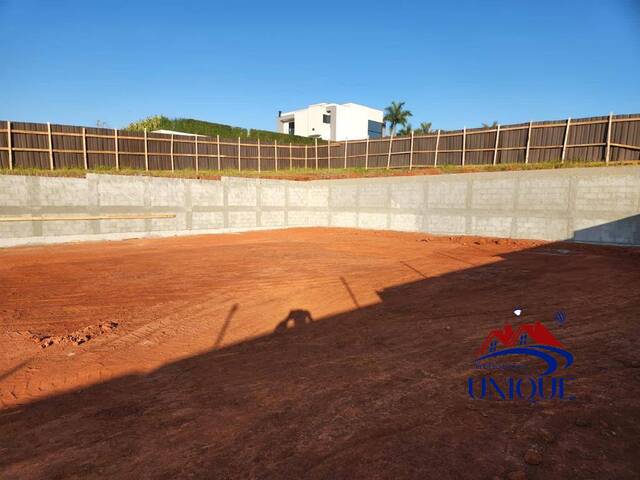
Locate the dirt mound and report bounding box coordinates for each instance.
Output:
[30,321,119,348]
[419,234,543,249]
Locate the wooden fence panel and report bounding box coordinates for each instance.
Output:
[315,144,328,169]
[527,122,564,163]
[217,142,236,170]
[147,133,171,170]
[611,116,640,161]
[437,131,463,166]
[411,135,437,166]
[390,137,411,168]
[260,143,276,171]
[0,121,8,169]
[291,145,306,169]
[273,144,286,170]
[367,139,388,169]
[119,130,145,170]
[51,124,83,169]
[347,140,367,168]
[498,125,527,164]
[465,127,497,165]
[171,135,196,170]
[564,116,606,163]
[333,142,345,169]
[1,114,639,172]
[11,122,48,169]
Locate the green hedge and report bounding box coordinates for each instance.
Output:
[124,115,322,145]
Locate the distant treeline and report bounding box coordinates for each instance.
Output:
[125,115,321,145]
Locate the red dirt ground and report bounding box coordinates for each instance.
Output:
[1,228,639,479]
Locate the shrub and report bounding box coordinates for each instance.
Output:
[124,116,321,145]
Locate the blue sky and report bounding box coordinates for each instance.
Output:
[0,0,639,131]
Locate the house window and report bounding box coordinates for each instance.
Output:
[288,122,295,135]
[323,114,331,124]
[519,334,527,345]
[489,340,498,353]
[368,120,383,138]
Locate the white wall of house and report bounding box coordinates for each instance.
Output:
[276,103,383,141]
[334,103,383,141]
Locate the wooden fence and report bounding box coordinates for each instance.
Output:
[1,113,639,172]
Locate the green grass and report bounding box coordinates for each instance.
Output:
[1,161,637,181]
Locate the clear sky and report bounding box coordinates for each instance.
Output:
[1,0,639,131]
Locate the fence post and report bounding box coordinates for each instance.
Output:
[7,120,13,170]
[605,112,613,163]
[169,133,174,171]
[327,141,331,168]
[143,129,149,171]
[82,127,88,170]
[237,137,241,171]
[386,135,393,169]
[115,129,121,170]
[305,144,308,169]
[47,122,54,170]
[344,139,348,169]
[194,135,199,172]
[274,140,278,171]
[365,136,369,170]
[525,121,532,164]
[561,117,571,163]
[257,138,261,172]
[315,138,318,169]
[289,142,293,170]
[461,127,466,166]
[216,135,221,170]
[409,131,414,170]
[434,129,441,166]
[492,125,500,165]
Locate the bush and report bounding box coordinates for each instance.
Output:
[125,115,168,132]
[124,116,322,145]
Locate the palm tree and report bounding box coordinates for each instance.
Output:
[414,122,434,135]
[482,121,499,129]
[397,123,413,136]
[384,101,412,136]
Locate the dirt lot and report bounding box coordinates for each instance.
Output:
[1,228,639,479]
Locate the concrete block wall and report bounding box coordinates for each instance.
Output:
[0,166,639,247]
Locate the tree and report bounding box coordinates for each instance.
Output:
[383,101,412,136]
[414,122,435,135]
[397,123,413,136]
[482,121,499,128]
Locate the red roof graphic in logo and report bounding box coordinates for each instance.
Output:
[476,321,563,356]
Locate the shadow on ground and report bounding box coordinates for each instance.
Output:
[1,220,640,479]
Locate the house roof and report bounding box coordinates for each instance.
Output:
[280,102,382,117]
[476,321,563,356]
[152,129,205,137]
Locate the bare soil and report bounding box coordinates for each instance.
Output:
[1,229,639,479]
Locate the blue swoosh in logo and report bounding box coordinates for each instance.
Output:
[476,346,573,376]
[525,345,574,368]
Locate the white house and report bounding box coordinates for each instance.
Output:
[276,103,384,141]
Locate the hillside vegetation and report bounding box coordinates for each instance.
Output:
[124,115,321,145]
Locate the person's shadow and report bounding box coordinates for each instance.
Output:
[274,309,314,333]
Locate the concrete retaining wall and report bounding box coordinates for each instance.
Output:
[1,166,639,248]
